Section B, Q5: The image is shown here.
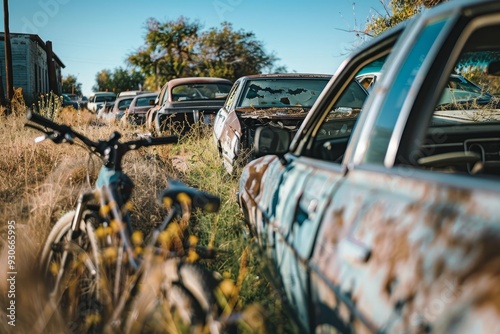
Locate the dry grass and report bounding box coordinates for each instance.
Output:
[0,101,295,333]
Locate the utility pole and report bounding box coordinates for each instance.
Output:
[3,0,13,107]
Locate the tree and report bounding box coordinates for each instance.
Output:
[92,67,144,93]
[128,17,284,89]
[195,22,284,80]
[62,75,82,96]
[364,0,449,37]
[129,17,201,90]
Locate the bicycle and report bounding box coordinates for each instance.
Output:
[25,110,226,333]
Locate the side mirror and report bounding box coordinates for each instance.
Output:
[254,126,290,158]
[149,99,155,106]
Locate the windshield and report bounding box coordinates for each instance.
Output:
[171,83,232,101]
[237,78,329,109]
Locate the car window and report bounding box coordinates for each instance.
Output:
[308,78,370,162]
[237,78,329,108]
[393,17,500,179]
[295,32,400,162]
[364,17,449,164]
[158,84,168,105]
[357,75,376,91]
[117,98,133,110]
[136,96,157,107]
[224,81,240,109]
[172,83,232,101]
[95,95,116,103]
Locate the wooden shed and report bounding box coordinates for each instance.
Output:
[0,32,65,106]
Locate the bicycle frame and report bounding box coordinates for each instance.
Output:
[26,110,243,333]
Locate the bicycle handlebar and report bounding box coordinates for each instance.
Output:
[26,109,99,148]
[26,110,178,161]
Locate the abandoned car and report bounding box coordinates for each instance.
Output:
[145,77,233,135]
[126,92,158,125]
[238,0,500,332]
[213,73,333,174]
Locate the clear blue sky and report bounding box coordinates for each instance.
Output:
[2,0,385,96]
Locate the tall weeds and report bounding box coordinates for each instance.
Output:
[0,103,296,333]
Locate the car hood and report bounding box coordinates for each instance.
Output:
[235,106,311,120]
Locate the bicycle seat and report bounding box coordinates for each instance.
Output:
[161,180,220,213]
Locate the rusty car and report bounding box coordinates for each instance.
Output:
[125,92,158,125]
[145,77,233,135]
[238,0,500,332]
[213,73,333,174]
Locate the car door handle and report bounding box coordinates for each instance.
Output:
[338,237,372,263]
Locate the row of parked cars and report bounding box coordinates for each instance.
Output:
[235,0,500,333]
[79,2,500,332]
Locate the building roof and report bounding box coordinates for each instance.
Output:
[0,32,65,68]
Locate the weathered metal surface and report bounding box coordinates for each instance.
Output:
[238,0,500,332]
[310,169,500,332]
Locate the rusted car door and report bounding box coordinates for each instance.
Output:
[312,7,500,332]
[268,158,345,329]
[266,77,381,331]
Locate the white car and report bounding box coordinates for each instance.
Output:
[87,92,116,113]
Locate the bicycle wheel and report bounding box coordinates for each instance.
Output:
[176,261,220,316]
[125,282,206,333]
[40,210,102,333]
[161,259,222,329]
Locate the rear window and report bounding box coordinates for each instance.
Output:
[171,83,232,101]
[95,95,116,103]
[136,95,157,107]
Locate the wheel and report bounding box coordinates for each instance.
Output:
[124,282,206,333]
[176,261,220,317]
[167,283,207,329]
[40,210,102,333]
[41,210,86,274]
[162,259,221,326]
[124,259,215,333]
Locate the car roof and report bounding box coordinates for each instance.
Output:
[167,77,232,86]
[238,73,332,80]
[90,91,116,96]
[115,96,136,102]
[132,92,158,99]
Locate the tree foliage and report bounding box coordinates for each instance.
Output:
[62,74,82,96]
[196,22,283,80]
[128,17,200,91]
[92,67,145,93]
[364,0,449,37]
[128,17,284,90]
[362,0,500,96]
